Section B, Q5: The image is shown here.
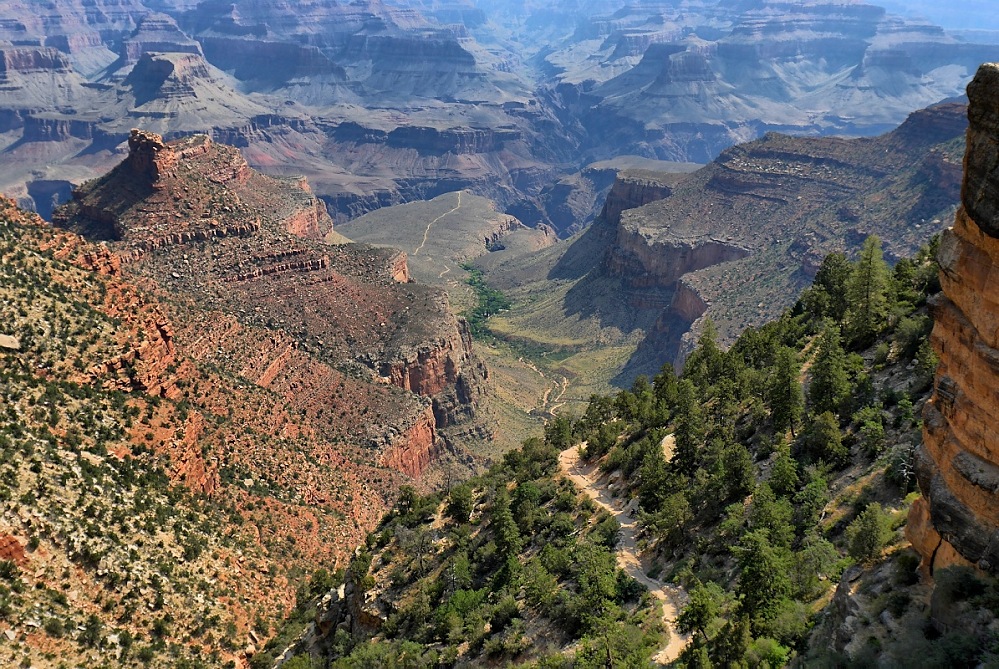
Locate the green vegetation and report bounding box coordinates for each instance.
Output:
[287,434,664,667]
[271,235,999,667]
[0,204,313,667]
[462,264,511,337]
[547,234,999,667]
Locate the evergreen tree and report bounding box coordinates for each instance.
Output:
[653,363,680,424]
[711,614,752,667]
[721,442,756,500]
[677,581,720,642]
[768,444,799,498]
[672,379,704,477]
[684,319,724,390]
[767,346,804,437]
[733,530,792,634]
[446,483,474,523]
[638,444,671,510]
[491,491,522,582]
[847,503,893,562]
[799,411,848,466]
[808,323,851,416]
[616,375,655,424]
[748,483,794,548]
[846,235,892,346]
[801,251,852,321]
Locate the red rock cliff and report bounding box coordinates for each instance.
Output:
[909,63,999,575]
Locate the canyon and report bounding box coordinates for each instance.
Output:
[0,0,994,236]
[604,99,968,370]
[475,97,967,405]
[0,125,501,665]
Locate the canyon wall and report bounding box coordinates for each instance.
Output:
[600,171,675,226]
[909,63,999,575]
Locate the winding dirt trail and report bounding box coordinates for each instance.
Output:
[414,190,462,256]
[559,446,689,665]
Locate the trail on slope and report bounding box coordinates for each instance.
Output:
[414,190,462,257]
[559,446,690,665]
[519,356,569,417]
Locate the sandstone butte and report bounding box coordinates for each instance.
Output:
[53,129,489,483]
[908,63,999,576]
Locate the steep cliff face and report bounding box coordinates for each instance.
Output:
[589,100,967,373]
[380,407,440,480]
[600,171,676,226]
[909,63,999,575]
[115,12,202,73]
[605,221,749,290]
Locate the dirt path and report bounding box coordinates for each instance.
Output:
[559,446,689,664]
[519,356,569,417]
[414,190,462,256]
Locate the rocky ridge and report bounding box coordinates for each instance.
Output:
[0,0,995,234]
[54,130,487,464]
[599,100,967,372]
[908,63,999,576]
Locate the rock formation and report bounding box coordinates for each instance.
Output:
[54,130,488,478]
[598,100,967,373]
[1,0,993,231]
[909,63,999,576]
[0,194,452,666]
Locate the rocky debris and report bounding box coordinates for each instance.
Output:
[908,63,999,576]
[316,578,388,640]
[0,534,27,566]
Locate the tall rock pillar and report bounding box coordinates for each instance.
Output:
[908,63,999,575]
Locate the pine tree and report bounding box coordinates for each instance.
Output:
[801,251,852,321]
[767,346,804,436]
[734,529,792,634]
[808,322,851,416]
[684,319,724,390]
[800,411,848,466]
[677,581,720,642]
[672,379,704,477]
[847,502,892,562]
[846,235,892,347]
[769,443,799,497]
[491,492,522,560]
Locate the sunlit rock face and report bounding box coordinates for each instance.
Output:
[909,63,999,576]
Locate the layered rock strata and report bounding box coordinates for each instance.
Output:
[592,101,966,373]
[910,63,999,574]
[54,130,485,479]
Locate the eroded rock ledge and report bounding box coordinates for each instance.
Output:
[908,63,999,575]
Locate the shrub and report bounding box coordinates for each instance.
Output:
[43,617,65,637]
[847,503,892,562]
